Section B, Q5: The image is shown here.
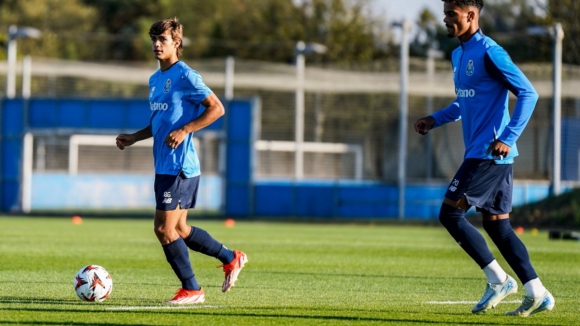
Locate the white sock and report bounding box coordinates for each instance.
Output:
[524,278,547,297]
[482,260,507,284]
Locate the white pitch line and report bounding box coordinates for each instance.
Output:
[425,300,521,305]
[106,305,222,311]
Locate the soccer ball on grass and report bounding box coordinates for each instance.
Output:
[73,265,113,302]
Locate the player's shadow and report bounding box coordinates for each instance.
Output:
[0,297,79,305]
[258,270,485,281]
[0,296,165,306]
[0,322,159,326]
[0,306,564,326]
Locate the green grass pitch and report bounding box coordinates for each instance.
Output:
[1,216,578,325]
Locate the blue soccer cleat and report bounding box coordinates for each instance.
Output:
[505,291,555,317]
[472,274,518,314]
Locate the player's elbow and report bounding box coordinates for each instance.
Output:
[518,89,539,105]
[529,89,539,102]
[526,87,539,101]
[215,103,225,118]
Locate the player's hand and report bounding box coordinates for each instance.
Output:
[116,134,136,150]
[165,129,187,149]
[486,140,511,159]
[414,116,435,135]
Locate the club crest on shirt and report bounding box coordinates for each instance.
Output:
[163,79,172,93]
[466,60,474,76]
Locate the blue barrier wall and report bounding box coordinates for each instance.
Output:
[0,98,224,212]
[249,180,557,219]
[0,100,25,211]
[224,98,260,216]
[562,118,580,181]
[0,97,574,217]
[30,174,222,210]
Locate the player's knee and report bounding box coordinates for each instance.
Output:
[153,224,165,238]
[482,218,513,241]
[153,223,176,243]
[439,203,465,228]
[175,224,191,239]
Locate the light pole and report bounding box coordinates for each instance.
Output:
[550,23,564,196]
[426,49,444,181]
[6,25,42,98]
[392,19,413,219]
[527,23,565,196]
[294,41,327,180]
[224,55,235,101]
[22,55,32,99]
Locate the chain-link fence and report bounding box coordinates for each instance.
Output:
[2,57,579,182]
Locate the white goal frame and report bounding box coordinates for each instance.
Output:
[255,140,363,180]
[20,134,363,213]
[68,135,156,175]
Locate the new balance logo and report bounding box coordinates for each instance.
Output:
[162,191,172,204]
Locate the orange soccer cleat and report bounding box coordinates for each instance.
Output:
[166,287,205,304]
[219,250,248,292]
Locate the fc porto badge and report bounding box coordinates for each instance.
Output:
[163,79,172,93]
[466,60,474,76]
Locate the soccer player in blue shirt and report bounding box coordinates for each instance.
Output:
[414,0,554,317]
[116,18,247,304]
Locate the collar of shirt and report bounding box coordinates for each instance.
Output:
[461,29,485,50]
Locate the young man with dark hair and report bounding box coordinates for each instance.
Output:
[116,18,247,304]
[414,0,554,317]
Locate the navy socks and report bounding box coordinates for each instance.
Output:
[162,238,200,290]
[185,226,234,264]
[162,227,235,290]
[439,204,495,268]
[483,219,538,284]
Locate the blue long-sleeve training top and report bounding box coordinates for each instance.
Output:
[430,29,538,164]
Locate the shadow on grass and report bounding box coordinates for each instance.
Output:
[0,322,164,326]
[253,270,484,281]
[0,297,80,305]
[0,305,562,326]
[0,297,158,306]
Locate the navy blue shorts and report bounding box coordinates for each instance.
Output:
[444,159,513,214]
[153,172,200,211]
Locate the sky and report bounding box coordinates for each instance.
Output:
[373,0,548,22]
[370,0,444,41]
[373,0,443,22]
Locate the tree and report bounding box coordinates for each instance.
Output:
[412,0,553,63]
[0,0,394,63]
[0,0,99,60]
[82,0,164,60]
[411,8,458,58]
[479,0,551,63]
[546,0,580,64]
[191,0,389,63]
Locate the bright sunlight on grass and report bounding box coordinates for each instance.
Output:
[1,216,578,325]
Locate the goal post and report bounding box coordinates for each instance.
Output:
[255,140,363,180]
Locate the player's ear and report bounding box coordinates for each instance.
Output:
[467,10,475,22]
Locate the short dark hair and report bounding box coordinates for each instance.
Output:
[442,0,484,11]
[149,17,183,57]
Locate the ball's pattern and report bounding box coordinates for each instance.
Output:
[73,265,113,302]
